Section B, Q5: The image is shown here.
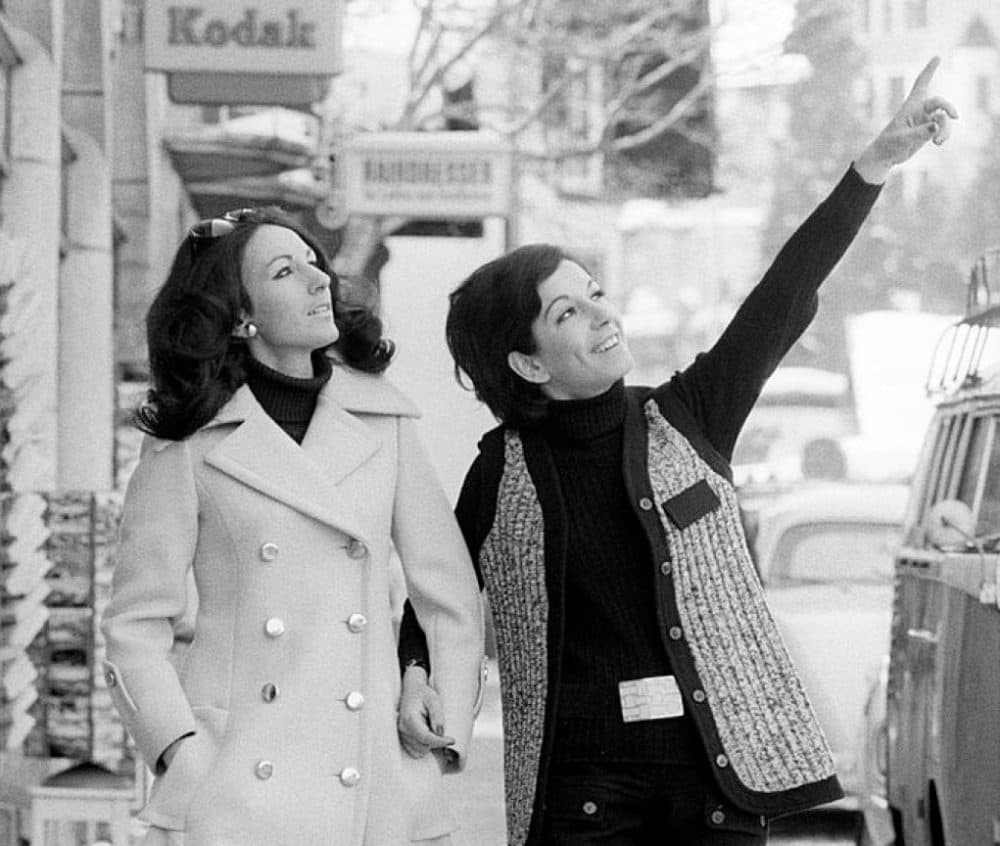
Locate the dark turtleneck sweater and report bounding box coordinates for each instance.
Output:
[244,351,332,443]
[542,380,702,765]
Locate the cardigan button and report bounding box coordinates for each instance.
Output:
[638,497,653,511]
[259,542,279,562]
[710,809,726,825]
[692,689,706,703]
[659,561,672,576]
[254,760,274,780]
[668,626,683,641]
[715,753,729,768]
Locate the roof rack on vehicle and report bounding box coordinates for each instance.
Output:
[926,248,1000,396]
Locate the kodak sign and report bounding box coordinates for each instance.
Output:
[145,0,342,75]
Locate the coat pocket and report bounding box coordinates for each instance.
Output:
[661,480,720,530]
[401,750,458,841]
[139,706,228,832]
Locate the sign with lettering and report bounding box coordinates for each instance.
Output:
[342,132,513,218]
[145,1,342,74]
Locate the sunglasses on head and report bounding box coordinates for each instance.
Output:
[188,208,258,241]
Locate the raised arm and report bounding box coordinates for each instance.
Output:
[669,56,956,459]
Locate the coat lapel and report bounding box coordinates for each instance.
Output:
[199,367,420,544]
[203,387,374,544]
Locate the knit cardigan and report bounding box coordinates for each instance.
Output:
[398,166,882,844]
[479,401,838,845]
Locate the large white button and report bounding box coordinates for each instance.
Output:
[345,691,365,711]
[264,617,286,638]
[255,760,274,780]
[346,539,368,559]
[259,543,279,562]
[347,613,368,633]
[339,767,361,787]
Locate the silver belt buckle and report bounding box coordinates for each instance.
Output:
[618,675,685,722]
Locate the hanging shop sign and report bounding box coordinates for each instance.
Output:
[145,1,342,75]
[342,132,513,219]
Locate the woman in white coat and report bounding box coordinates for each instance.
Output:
[101,207,485,846]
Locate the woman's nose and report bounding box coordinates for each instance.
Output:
[588,300,614,326]
[307,264,331,292]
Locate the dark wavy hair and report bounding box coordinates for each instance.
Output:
[446,243,585,427]
[136,206,394,441]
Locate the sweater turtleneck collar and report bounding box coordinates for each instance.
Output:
[245,350,332,434]
[541,379,626,443]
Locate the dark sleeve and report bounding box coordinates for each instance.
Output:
[397,453,490,674]
[665,165,882,460]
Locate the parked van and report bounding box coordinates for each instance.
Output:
[880,250,1000,845]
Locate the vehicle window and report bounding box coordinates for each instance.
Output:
[976,417,1000,536]
[770,522,902,584]
[936,414,968,502]
[956,415,991,508]
[924,415,959,509]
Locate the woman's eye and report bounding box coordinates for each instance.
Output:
[591,288,605,300]
[273,266,292,279]
[556,307,575,324]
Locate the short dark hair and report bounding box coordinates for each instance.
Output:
[138,206,393,440]
[446,243,585,426]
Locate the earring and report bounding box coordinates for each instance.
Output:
[246,323,257,338]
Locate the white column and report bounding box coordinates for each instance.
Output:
[59,127,115,489]
[0,21,62,491]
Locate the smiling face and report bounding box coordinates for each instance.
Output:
[508,259,634,401]
[238,224,339,377]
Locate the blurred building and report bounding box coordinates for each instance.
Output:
[855,0,1000,195]
[0,1,343,837]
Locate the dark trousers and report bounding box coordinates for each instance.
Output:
[539,761,769,845]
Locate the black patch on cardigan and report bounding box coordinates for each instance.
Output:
[660,480,721,530]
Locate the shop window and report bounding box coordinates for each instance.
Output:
[858,0,871,32]
[977,75,991,113]
[888,76,905,118]
[904,0,927,29]
[0,24,14,177]
[0,62,9,175]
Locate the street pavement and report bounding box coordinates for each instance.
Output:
[448,661,858,846]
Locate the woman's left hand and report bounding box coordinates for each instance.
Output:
[855,55,958,184]
[397,664,456,759]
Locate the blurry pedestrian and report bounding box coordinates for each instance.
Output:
[398,57,955,845]
[101,206,484,846]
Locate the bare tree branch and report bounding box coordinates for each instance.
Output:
[397,0,532,126]
[610,72,713,152]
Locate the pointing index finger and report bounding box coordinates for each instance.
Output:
[905,56,940,104]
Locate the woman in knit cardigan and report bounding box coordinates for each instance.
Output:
[397,58,955,845]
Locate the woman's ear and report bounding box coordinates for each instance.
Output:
[232,311,256,339]
[507,350,549,385]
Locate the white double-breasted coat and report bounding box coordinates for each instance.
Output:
[101,364,485,845]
